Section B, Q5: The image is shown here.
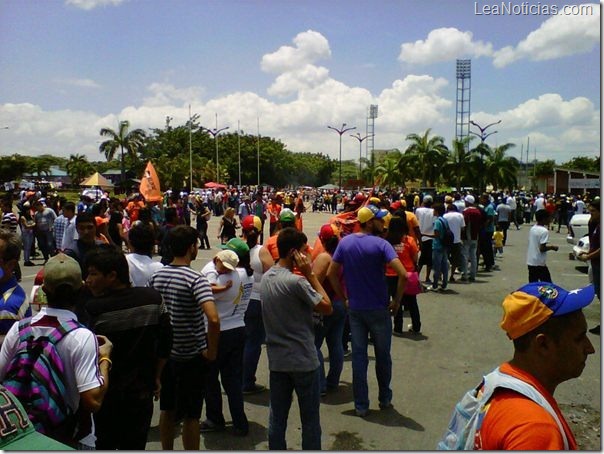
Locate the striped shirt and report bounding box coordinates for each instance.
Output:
[0,277,30,336]
[1,212,18,234]
[148,265,214,361]
[53,214,69,250]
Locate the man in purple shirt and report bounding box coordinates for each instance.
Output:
[327,204,407,417]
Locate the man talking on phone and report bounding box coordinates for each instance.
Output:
[261,227,332,450]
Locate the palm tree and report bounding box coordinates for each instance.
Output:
[375,153,402,188]
[483,143,519,191]
[66,154,93,186]
[99,120,146,187]
[403,129,449,187]
[443,137,474,191]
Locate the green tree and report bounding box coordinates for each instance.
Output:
[483,143,519,190]
[560,156,600,173]
[443,137,475,191]
[0,154,28,184]
[99,120,146,186]
[66,154,94,186]
[533,159,556,178]
[403,129,449,187]
[375,151,402,188]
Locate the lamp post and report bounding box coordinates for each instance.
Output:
[328,123,356,189]
[204,114,229,183]
[350,133,372,180]
[469,119,501,194]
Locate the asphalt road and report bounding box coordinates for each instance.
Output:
[18,210,601,450]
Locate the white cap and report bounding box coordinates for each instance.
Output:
[464,195,475,204]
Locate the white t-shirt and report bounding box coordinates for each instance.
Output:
[575,200,586,214]
[250,244,264,301]
[127,253,164,287]
[496,203,513,222]
[415,206,436,241]
[527,224,549,266]
[534,197,546,211]
[0,307,102,413]
[506,196,517,210]
[443,211,466,244]
[201,261,245,331]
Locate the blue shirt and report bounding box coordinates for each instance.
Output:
[0,277,30,336]
[433,217,448,251]
[332,233,397,310]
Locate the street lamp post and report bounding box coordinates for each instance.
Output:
[204,114,229,183]
[469,119,501,194]
[350,133,372,180]
[328,123,356,189]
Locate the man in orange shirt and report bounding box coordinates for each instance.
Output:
[473,282,595,450]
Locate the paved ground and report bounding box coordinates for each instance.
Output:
[18,210,601,450]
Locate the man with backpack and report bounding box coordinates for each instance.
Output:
[438,282,595,450]
[0,253,112,448]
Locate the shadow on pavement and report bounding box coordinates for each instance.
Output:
[320,381,353,406]
[340,407,425,430]
[201,421,268,450]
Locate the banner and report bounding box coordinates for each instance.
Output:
[140,161,162,202]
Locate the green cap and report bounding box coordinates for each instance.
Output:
[221,237,250,258]
[0,385,74,450]
[279,208,295,222]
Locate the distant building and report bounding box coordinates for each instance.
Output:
[533,167,600,196]
[23,166,71,185]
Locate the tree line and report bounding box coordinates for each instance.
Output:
[0,120,599,192]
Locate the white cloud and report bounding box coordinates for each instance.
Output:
[261,30,331,73]
[398,28,494,65]
[267,64,330,97]
[57,78,101,89]
[492,5,600,67]
[142,83,205,107]
[65,0,127,10]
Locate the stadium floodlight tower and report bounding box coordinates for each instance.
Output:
[455,59,471,150]
[366,105,378,181]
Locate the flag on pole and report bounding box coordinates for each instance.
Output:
[140,161,162,202]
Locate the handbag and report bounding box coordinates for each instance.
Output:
[404,271,422,296]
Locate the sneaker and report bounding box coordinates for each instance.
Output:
[355,408,370,417]
[23,261,35,267]
[379,401,393,410]
[242,384,266,395]
[407,324,421,334]
[200,420,225,433]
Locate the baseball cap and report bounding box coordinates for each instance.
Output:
[368,197,381,205]
[241,215,262,232]
[279,208,295,222]
[464,195,475,204]
[500,282,595,340]
[390,201,402,211]
[357,204,388,224]
[43,253,83,292]
[215,250,239,271]
[318,224,337,241]
[221,237,250,258]
[0,385,73,450]
[423,195,433,203]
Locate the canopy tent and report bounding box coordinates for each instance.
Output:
[80,172,114,188]
[318,183,339,190]
[204,182,227,189]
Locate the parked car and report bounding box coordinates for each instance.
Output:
[566,213,590,245]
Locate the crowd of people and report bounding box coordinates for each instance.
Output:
[0,182,599,450]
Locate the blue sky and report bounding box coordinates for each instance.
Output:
[0,0,600,166]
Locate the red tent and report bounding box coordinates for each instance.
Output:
[204,182,227,189]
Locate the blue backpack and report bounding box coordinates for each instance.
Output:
[2,318,83,441]
[437,367,568,450]
[438,217,454,248]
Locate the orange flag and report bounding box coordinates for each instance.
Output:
[140,161,162,202]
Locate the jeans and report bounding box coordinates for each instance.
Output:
[432,247,449,289]
[349,309,393,412]
[205,327,248,432]
[461,240,478,279]
[314,299,346,392]
[35,229,54,261]
[242,299,265,391]
[268,368,321,450]
[22,230,34,262]
[478,230,494,269]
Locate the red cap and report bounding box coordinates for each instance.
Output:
[319,224,336,241]
[241,215,262,232]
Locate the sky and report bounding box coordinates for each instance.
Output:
[0,0,600,167]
